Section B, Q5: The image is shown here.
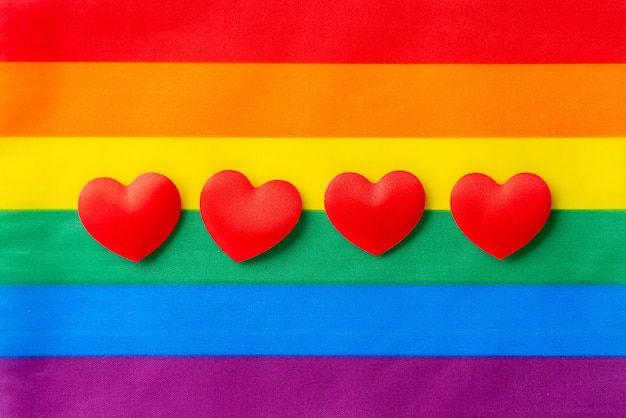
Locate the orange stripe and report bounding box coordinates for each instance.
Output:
[1,63,625,137]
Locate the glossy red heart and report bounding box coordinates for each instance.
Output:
[324,171,425,255]
[450,173,551,259]
[78,172,181,262]
[200,170,302,262]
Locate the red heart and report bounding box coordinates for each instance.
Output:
[324,171,425,255]
[450,173,551,259]
[200,170,302,262]
[78,172,181,262]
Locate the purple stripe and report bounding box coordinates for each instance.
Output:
[1,357,625,417]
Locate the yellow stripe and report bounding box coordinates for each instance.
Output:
[1,138,624,210]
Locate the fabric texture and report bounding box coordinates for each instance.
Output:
[1,0,625,416]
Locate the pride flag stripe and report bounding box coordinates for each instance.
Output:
[3,64,625,137]
[2,285,625,356]
[2,0,624,63]
[2,357,625,417]
[1,138,623,210]
[1,211,623,285]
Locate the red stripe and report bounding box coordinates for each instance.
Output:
[2,0,625,63]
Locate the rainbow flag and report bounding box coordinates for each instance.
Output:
[1,0,625,416]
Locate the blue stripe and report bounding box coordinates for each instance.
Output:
[1,286,625,356]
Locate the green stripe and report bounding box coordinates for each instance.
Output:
[0,210,623,285]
